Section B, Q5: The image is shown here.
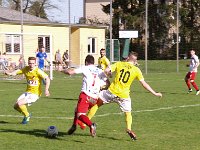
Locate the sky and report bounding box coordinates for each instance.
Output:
[47,0,84,23]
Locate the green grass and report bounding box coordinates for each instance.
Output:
[0,60,200,150]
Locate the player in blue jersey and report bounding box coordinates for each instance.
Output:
[36,46,49,70]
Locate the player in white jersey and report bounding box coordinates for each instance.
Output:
[185,49,200,95]
[62,55,108,137]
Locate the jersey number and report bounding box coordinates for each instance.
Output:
[119,69,130,83]
[92,74,97,86]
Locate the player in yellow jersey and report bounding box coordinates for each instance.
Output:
[87,51,162,140]
[5,57,50,124]
[98,48,110,70]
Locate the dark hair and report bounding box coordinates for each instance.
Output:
[85,55,94,64]
[28,57,36,61]
[129,51,138,57]
[100,48,105,51]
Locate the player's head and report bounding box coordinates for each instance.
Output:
[127,51,138,63]
[85,55,94,65]
[41,46,45,52]
[100,48,106,57]
[190,49,195,56]
[28,57,36,70]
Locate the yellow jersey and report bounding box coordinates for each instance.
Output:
[98,56,110,70]
[16,66,48,96]
[108,61,144,98]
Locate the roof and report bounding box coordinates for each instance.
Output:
[0,7,50,23]
[0,7,108,29]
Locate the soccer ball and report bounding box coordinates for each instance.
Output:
[46,126,58,138]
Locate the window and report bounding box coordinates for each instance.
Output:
[5,34,21,54]
[88,37,96,54]
[38,36,50,53]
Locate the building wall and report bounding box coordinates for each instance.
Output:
[0,22,106,67]
[85,0,110,23]
[70,27,80,67]
[79,27,106,65]
[0,23,69,65]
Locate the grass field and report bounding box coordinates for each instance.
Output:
[0,60,200,150]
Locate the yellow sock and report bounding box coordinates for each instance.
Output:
[125,112,132,130]
[87,104,99,119]
[19,105,29,117]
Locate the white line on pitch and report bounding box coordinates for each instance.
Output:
[0,103,199,120]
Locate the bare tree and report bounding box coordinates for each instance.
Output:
[7,0,57,19]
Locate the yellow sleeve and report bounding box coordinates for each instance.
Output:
[16,69,24,75]
[110,62,117,72]
[136,68,144,81]
[105,58,110,66]
[37,69,48,79]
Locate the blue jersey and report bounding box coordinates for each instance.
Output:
[36,52,47,70]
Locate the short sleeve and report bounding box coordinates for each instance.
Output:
[37,69,48,79]
[136,68,144,81]
[110,62,117,72]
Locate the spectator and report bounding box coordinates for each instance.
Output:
[0,52,8,70]
[63,50,70,68]
[55,49,62,70]
[18,55,25,69]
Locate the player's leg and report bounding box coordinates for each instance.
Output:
[118,98,137,140]
[15,93,38,124]
[185,72,192,93]
[14,93,29,116]
[190,72,199,95]
[86,90,110,121]
[68,92,97,137]
[67,110,78,135]
[76,93,97,137]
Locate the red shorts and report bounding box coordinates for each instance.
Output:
[76,92,97,114]
[186,72,197,80]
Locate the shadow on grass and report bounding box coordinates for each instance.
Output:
[43,97,78,101]
[73,132,122,141]
[0,81,26,84]
[0,121,9,124]
[131,90,182,95]
[0,128,68,140]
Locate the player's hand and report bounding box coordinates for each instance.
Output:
[155,92,162,98]
[4,70,11,76]
[45,90,50,97]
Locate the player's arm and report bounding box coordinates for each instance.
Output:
[44,76,50,96]
[62,68,76,75]
[140,80,162,98]
[5,69,21,76]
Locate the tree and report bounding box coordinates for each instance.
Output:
[179,0,200,54]
[6,0,57,19]
[29,0,47,18]
[102,0,175,59]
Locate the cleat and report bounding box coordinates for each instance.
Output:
[126,129,137,141]
[196,90,200,95]
[187,89,192,94]
[21,113,31,124]
[90,123,97,137]
[77,120,86,130]
[67,125,77,135]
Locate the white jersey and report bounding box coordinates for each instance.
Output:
[189,54,199,72]
[74,65,107,99]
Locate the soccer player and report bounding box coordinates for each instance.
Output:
[98,48,110,70]
[87,51,162,140]
[36,46,49,70]
[5,57,50,124]
[185,49,200,95]
[62,55,108,137]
